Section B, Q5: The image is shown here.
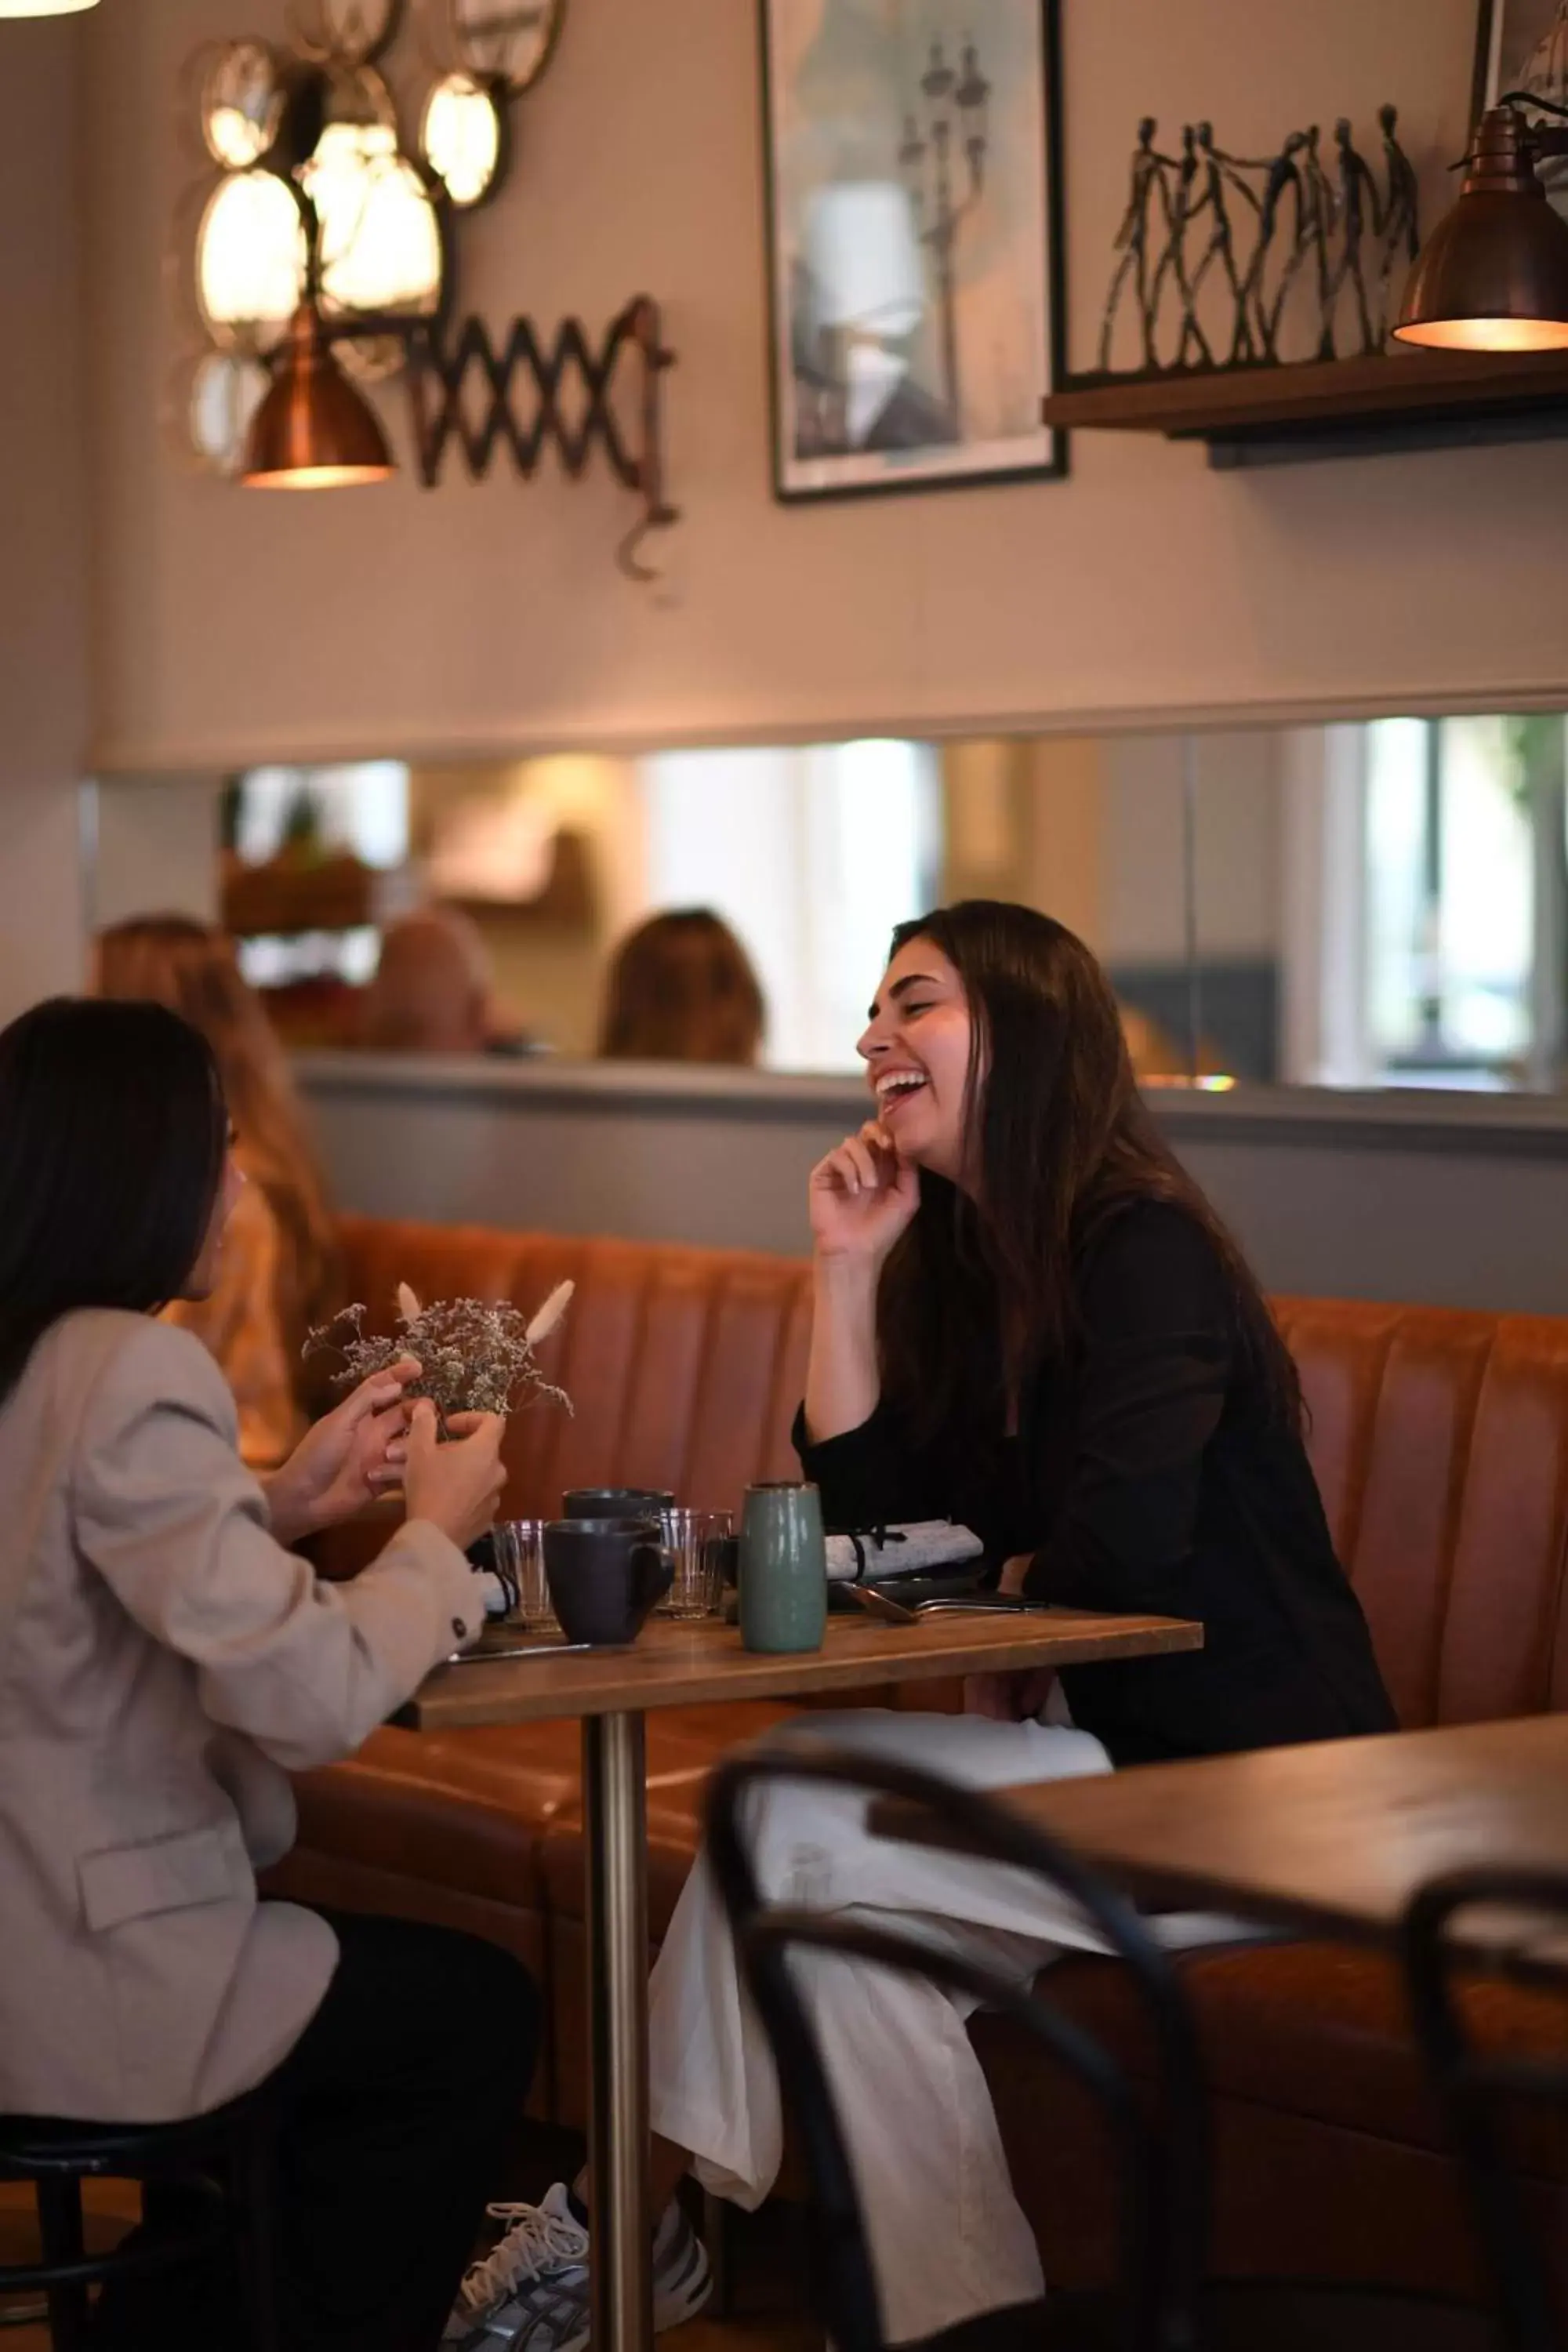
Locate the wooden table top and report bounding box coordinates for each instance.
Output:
[872,1712,1568,1953]
[400,1606,1203,1731]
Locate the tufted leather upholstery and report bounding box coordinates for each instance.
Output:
[1275,1298,1568,1726]
[330,1215,812,1517]
[270,1220,1568,2294]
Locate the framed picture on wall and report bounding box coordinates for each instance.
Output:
[1474,0,1568,213]
[757,0,1065,503]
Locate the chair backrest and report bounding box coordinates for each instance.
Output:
[1401,1867,1568,2352]
[703,1741,1210,2352]
[336,1218,1568,1727]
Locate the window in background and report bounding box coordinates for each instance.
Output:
[1363,717,1547,1086]
[230,761,412,990]
[235,762,410,869]
[641,740,942,1069]
[1280,713,1568,1094]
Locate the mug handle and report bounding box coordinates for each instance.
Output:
[633,1542,677,1608]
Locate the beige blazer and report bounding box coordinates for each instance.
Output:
[0,1308,479,2123]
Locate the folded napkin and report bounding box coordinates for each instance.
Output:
[825,1521,985,1584]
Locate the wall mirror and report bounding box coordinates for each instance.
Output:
[86,702,1568,1095]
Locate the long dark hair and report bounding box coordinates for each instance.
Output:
[877,902,1301,1441]
[0,998,228,1404]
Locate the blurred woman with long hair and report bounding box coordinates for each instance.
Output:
[597,909,765,1065]
[95,916,339,1465]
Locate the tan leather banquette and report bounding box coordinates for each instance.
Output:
[270,1214,1568,2301]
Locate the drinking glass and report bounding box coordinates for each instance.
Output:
[492,1519,557,1632]
[657,1508,733,1621]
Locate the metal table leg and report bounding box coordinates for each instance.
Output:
[583,1710,652,2352]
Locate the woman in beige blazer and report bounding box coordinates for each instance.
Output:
[0,995,535,2352]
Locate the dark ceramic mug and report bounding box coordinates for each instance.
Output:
[543,1516,675,1647]
[561,1486,676,1523]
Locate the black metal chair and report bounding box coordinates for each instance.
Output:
[1402,1865,1568,2352]
[703,1740,1213,2352]
[0,2089,281,2350]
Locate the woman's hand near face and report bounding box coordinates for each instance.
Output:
[803,1123,919,1446]
[808,1120,920,1267]
[263,1356,422,1546]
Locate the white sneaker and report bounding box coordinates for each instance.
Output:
[444,2180,712,2351]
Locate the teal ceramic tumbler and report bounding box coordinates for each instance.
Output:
[739,1481,828,1654]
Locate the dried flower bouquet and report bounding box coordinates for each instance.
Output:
[306,1280,575,1421]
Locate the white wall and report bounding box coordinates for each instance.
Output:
[0,18,90,1020]
[1102,731,1283,964]
[78,0,1561,780]
[1279,725,1373,1085]
[90,775,221,931]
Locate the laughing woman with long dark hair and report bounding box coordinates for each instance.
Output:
[452,902,1395,2352]
[0,996,535,2352]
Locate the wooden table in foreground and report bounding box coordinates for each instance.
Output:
[872,1711,1568,1953]
[401,1606,1202,2352]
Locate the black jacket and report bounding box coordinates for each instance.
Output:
[796,1201,1396,1767]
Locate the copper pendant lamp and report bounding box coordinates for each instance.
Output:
[241,297,394,488]
[1395,103,1568,353]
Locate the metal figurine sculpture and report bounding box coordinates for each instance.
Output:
[1374,103,1420,343]
[1098,106,1420,378]
[1098,117,1177,372]
[1266,123,1338,360]
[1327,117,1382,355]
[1188,122,1267,364]
[1147,125,1210,368]
[1241,129,1310,360]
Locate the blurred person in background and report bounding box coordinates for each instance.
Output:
[95,916,339,1469]
[597,908,766,1066]
[361,906,528,1056]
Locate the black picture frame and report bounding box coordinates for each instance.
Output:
[756,0,1067,506]
[1473,0,1501,125]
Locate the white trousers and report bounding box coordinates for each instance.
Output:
[648,1709,1245,2347]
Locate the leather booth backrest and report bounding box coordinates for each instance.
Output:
[337,1220,1568,1731]
[336,1216,813,1524]
[1274,1298,1568,1729]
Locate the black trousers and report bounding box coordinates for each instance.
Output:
[93,1907,539,2352]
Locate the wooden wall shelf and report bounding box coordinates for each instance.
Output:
[222,853,381,938]
[1042,350,1568,467]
